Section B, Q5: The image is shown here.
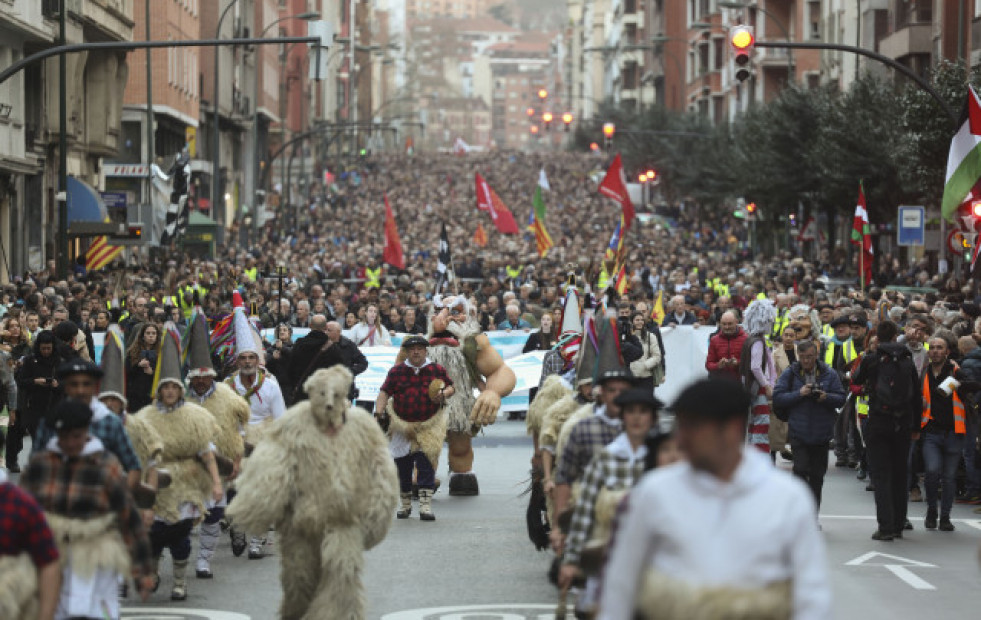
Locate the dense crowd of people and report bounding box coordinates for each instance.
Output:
[1,150,980,619]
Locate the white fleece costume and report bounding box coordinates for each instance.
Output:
[226,366,398,620]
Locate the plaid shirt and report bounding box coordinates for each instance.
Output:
[554,407,622,486]
[381,361,453,422]
[0,482,59,567]
[19,440,153,578]
[537,349,566,391]
[563,439,646,565]
[34,399,142,472]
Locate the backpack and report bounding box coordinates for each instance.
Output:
[872,347,914,417]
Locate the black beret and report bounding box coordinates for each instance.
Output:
[615,388,664,411]
[48,399,93,432]
[672,377,751,423]
[829,316,851,328]
[401,335,429,349]
[56,359,104,380]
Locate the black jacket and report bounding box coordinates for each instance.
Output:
[15,344,62,424]
[288,331,368,401]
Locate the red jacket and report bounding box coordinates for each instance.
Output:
[705,327,748,382]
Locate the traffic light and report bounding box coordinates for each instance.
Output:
[746,202,758,221]
[730,26,755,82]
[602,122,615,150]
[562,112,573,132]
[638,173,647,183]
[542,112,553,130]
[538,88,548,100]
[530,125,540,137]
[526,107,535,117]
[108,223,145,246]
[645,169,657,181]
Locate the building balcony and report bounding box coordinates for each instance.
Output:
[758,46,792,69]
[879,23,931,62]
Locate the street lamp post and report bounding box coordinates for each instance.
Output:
[212,0,243,246]
[250,11,319,244]
[718,0,794,81]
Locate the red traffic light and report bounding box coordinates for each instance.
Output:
[526,107,535,117]
[589,142,599,151]
[602,122,616,139]
[562,112,573,125]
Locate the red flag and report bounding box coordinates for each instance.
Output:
[382,194,404,269]
[473,222,488,247]
[598,154,635,230]
[475,172,520,234]
[850,182,873,287]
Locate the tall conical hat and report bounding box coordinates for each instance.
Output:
[99,324,127,405]
[595,315,632,385]
[231,290,264,364]
[151,321,184,394]
[573,315,600,387]
[559,285,583,337]
[185,310,216,379]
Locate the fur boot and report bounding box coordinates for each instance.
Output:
[397,492,412,519]
[171,559,188,601]
[418,489,436,521]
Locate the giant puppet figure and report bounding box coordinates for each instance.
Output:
[427,294,516,495]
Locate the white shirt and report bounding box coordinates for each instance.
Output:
[348,322,391,347]
[598,448,831,620]
[230,371,286,426]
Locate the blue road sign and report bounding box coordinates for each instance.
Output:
[100,191,127,210]
[897,206,924,246]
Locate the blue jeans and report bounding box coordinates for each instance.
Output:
[964,415,980,494]
[922,430,965,516]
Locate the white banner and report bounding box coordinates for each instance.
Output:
[91,326,712,412]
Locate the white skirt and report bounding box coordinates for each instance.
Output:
[56,549,120,620]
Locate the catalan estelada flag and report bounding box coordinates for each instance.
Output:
[605,214,625,260]
[85,233,123,271]
[530,168,554,257]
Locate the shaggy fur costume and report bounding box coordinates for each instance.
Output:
[226,366,398,620]
[539,394,583,453]
[124,413,165,466]
[578,487,628,575]
[427,342,479,434]
[386,400,447,470]
[635,572,792,620]
[199,382,250,462]
[0,554,38,620]
[527,375,571,439]
[44,513,131,578]
[133,402,219,524]
[549,403,592,524]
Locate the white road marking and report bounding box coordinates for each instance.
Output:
[845,551,937,590]
[884,565,937,591]
[381,605,572,619]
[121,608,250,619]
[961,520,981,531]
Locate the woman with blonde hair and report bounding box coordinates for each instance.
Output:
[349,304,392,347]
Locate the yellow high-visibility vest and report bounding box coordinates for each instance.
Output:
[824,340,857,368]
[365,267,381,289]
[243,266,258,282]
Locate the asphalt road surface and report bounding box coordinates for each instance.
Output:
[11,417,978,619]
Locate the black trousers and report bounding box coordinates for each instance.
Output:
[5,416,39,468]
[865,420,912,535]
[790,439,830,509]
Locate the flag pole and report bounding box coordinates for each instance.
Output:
[859,246,865,292]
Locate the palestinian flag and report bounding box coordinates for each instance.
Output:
[942,85,981,221]
[530,168,554,257]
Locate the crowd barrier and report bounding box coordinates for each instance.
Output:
[91,326,713,412]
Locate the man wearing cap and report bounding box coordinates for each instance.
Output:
[20,400,155,617]
[551,317,634,555]
[599,378,831,620]
[558,388,662,614]
[32,359,143,491]
[185,312,251,575]
[816,302,835,341]
[375,335,455,520]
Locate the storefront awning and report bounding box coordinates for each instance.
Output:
[67,176,109,223]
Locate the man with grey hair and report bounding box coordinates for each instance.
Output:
[665,295,696,327]
[291,299,311,328]
[497,304,530,330]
